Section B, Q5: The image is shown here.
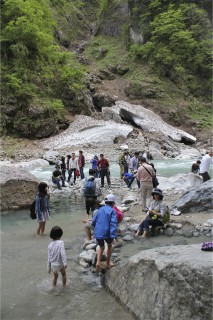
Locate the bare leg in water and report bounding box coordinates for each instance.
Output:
[96,245,104,272]
[106,243,113,269]
[37,221,46,237]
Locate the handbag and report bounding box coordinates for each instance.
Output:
[75,169,80,177]
[152,176,159,188]
[142,165,159,188]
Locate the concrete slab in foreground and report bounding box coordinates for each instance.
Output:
[104,244,212,320]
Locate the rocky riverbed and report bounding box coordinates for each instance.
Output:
[1,104,212,320]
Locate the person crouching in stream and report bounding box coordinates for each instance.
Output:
[91,194,117,272]
[52,165,66,190]
[135,189,166,238]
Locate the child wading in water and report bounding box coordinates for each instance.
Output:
[47,226,67,287]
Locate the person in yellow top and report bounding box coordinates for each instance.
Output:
[135,189,167,238]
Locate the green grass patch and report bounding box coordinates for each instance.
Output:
[84,35,130,69]
[186,101,212,128]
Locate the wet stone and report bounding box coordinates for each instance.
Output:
[193,231,199,237]
[85,243,97,251]
[164,228,174,237]
[175,229,183,236]
[183,230,193,238]
[122,235,134,241]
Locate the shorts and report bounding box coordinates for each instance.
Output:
[85,197,97,215]
[51,263,64,273]
[96,238,114,247]
[84,222,94,231]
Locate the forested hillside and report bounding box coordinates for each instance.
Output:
[1,0,212,139]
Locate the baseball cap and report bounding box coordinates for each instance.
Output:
[105,194,115,202]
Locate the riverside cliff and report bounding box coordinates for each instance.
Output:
[1,0,212,144]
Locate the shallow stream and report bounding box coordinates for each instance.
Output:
[1,159,211,319]
[1,194,136,320]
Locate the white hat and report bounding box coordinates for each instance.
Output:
[105,194,115,202]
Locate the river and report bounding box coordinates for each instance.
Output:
[29,159,210,181]
[1,194,136,320]
[1,159,211,319]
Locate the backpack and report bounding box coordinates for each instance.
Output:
[84,178,96,197]
[162,206,170,224]
[29,200,36,219]
[113,206,124,223]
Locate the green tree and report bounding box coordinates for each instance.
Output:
[130,3,212,96]
[1,0,85,103]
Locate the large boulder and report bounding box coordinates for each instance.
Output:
[0,166,39,211]
[40,115,133,149]
[105,244,212,320]
[173,179,213,213]
[112,101,196,144]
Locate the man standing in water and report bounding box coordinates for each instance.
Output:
[92,194,117,272]
[98,154,111,188]
[199,150,213,182]
[78,150,85,180]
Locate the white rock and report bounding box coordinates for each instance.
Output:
[122,196,136,204]
[40,115,133,149]
[120,144,129,150]
[207,219,213,225]
[116,206,129,212]
[129,224,140,231]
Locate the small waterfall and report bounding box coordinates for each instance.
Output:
[87,91,98,112]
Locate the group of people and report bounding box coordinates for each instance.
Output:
[119,151,158,211]
[191,150,213,182]
[52,152,111,190]
[33,148,212,288]
[52,151,85,189]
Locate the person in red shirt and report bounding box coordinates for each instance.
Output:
[98,154,111,188]
[78,150,85,179]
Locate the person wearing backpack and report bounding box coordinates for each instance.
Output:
[135,189,169,238]
[82,169,101,217]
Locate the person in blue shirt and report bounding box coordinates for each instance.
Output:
[92,194,117,272]
[122,170,140,189]
[90,155,99,177]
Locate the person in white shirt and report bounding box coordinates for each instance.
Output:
[47,226,67,287]
[199,151,213,182]
[68,152,78,184]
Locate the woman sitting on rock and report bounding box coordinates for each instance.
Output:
[135,189,167,238]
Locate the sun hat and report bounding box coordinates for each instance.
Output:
[105,194,115,202]
[151,188,164,197]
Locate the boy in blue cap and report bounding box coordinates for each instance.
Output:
[92,194,117,272]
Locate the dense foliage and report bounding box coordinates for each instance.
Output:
[1,0,85,112]
[129,1,212,98]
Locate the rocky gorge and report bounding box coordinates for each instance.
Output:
[1,100,212,320]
